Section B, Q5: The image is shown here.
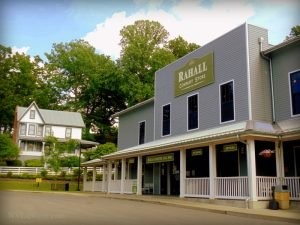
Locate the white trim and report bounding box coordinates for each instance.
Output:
[219,80,236,124]
[245,23,253,120]
[288,69,300,117]
[138,120,146,145]
[187,93,199,131]
[161,103,172,137]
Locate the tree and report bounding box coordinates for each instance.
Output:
[166,36,200,58]
[286,25,300,39]
[119,20,172,105]
[0,45,55,132]
[0,134,19,161]
[44,136,79,177]
[83,142,116,161]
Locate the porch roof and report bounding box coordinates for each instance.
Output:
[102,120,287,160]
[81,158,104,167]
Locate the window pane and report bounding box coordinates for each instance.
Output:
[20,123,26,135]
[37,125,43,136]
[290,71,300,115]
[65,128,72,138]
[188,95,198,130]
[30,110,35,119]
[221,81,234,122]
[139,121,145,145]
[162,104,170,136]
[28,124,35,135]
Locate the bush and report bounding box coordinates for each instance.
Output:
[96,174,103,181]
[60,171,66,177]
[6,160,22,166]
[25,159,43,167]
[40,169,48,178]
[0,160,7,166]
[7,171,13,178]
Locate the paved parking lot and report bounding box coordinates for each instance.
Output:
[0,191,294,225]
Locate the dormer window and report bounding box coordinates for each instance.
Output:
[30,110,35,119]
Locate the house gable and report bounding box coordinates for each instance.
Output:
[18,102,44,124]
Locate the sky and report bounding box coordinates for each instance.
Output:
[1,0,299,61]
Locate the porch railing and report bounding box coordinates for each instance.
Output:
[185,177,210,197]
[282,177,300,200]
[215,176,248,199]
[124,179,137,194]
[109,180,121,193]
[256,176,280,200]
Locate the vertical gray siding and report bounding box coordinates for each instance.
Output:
[154,24,249,140]
[247,24,272,122]
[271,41,300,121]
[118,102,154,150]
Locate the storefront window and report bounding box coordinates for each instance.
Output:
[220,80,234,123]
[289,70,300,115]
[283,140,300,177]
[162,104,171,136]
[186,147,209,178]
[255,141,276,176]
[187,94,198,130]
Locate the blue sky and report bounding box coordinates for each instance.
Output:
[1,0,299,60]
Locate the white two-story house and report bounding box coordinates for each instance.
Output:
[13,101,97,163]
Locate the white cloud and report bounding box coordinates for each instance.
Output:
[11,46,30,55]
[83,0,255,59]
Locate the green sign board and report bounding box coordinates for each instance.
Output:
[146,153,174,164]
[191,149,203,156]
[222,143,238,152]
[174,53,214,97]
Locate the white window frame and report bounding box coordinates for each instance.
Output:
[45,126,52,136]
[138,120,146,145]
[29,110,35,119]
[187,93,199,131]
[288,69,300,117]
[20,123,26,136]
[28,124,36,135]
[219,80,236,124]
[65,127,72,139]
[161,103,171,137]
[37,125,43,136]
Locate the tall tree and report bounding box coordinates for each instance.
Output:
[119,20,173,105]
[166,36,200,58]
[0,45,52,132]
[286,25,300,39]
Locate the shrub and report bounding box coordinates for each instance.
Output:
[25,159,43,167]
[96,174,103,181]
[40,169,48,178]
[6,160,22,166]
[0,160,7,166]
[6,171,13,178]
[60,171,66,177]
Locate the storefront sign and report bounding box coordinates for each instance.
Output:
[146,153,174,164]
[174,53,214,97]
[128,158,135,164]
[222,143,238,152]
[191,149,203,156]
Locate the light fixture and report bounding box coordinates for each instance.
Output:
[259,149,275,158]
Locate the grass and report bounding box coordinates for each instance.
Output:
[0,178,83,192]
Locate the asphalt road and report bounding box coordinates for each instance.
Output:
[0,191,293,225]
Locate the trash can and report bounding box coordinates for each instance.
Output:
[64,183,69,191]
[274,185,290,209]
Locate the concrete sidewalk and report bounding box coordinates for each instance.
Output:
[81,192,300,224]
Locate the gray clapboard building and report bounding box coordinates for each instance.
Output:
[82,23,300,208]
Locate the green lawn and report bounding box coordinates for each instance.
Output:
[0,178,83,192]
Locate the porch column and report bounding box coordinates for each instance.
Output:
[114,161,118,180]
[209,144,216,199]
[137,155,142,195]
[247,139,257,206]
[275,140,284,178]
[107,161,112,193]
[121,158,126,194]
[180,149,186,198]
[102,164,106,192]
[83,167,87,191]
[92,167,96,192]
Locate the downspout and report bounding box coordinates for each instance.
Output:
[258,37,276,124]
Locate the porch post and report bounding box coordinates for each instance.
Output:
[92,167,96,192]
[247,139,257,207]
[137,155,142,195]
[107,161,112,193]
[114,161,118,180]
[209,144,216,199]
[83,167,87,191]
[180,149,186,198]
[102,164,107,192]
[275,140,284,179]
[121,158,126,194]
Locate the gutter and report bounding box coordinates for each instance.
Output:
[258,37,276,124]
